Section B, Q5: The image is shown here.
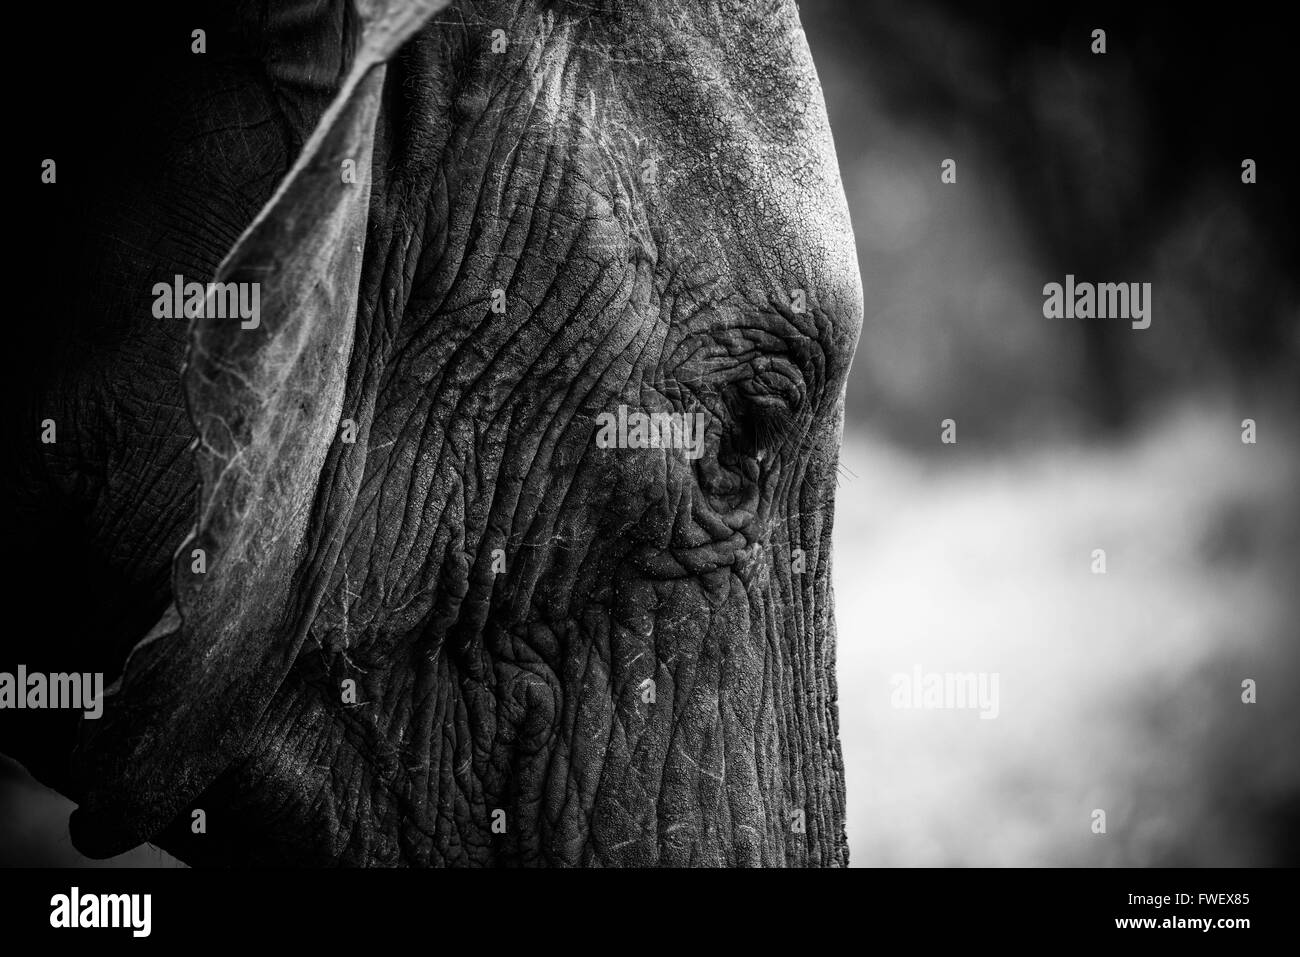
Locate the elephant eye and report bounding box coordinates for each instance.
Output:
[727,390,798,460]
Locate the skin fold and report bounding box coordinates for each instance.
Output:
[5,0,862,866]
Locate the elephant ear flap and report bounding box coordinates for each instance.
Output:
[70,0,453,859]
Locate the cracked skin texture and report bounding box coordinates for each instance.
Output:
[7,0,862,866]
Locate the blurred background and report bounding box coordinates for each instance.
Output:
[800,0,1300,865]
[3,0,1297,866]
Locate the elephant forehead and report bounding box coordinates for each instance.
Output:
[394,0,860,382]
[636,11,862,386]
[598,0,860,342]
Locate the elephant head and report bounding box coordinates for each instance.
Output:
[8,0,861,866]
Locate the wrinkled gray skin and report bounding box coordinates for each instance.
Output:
[8,0,861,865]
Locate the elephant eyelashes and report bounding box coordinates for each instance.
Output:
[723,351,809,463]
[729,394,797,461]
[694,387,799,515]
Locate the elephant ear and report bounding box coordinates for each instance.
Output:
[70,0,452,859]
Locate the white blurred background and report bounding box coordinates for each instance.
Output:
[834,406,1300,865]
[806,0,1300,865]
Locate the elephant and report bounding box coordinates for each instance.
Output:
[4,0,862,866]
